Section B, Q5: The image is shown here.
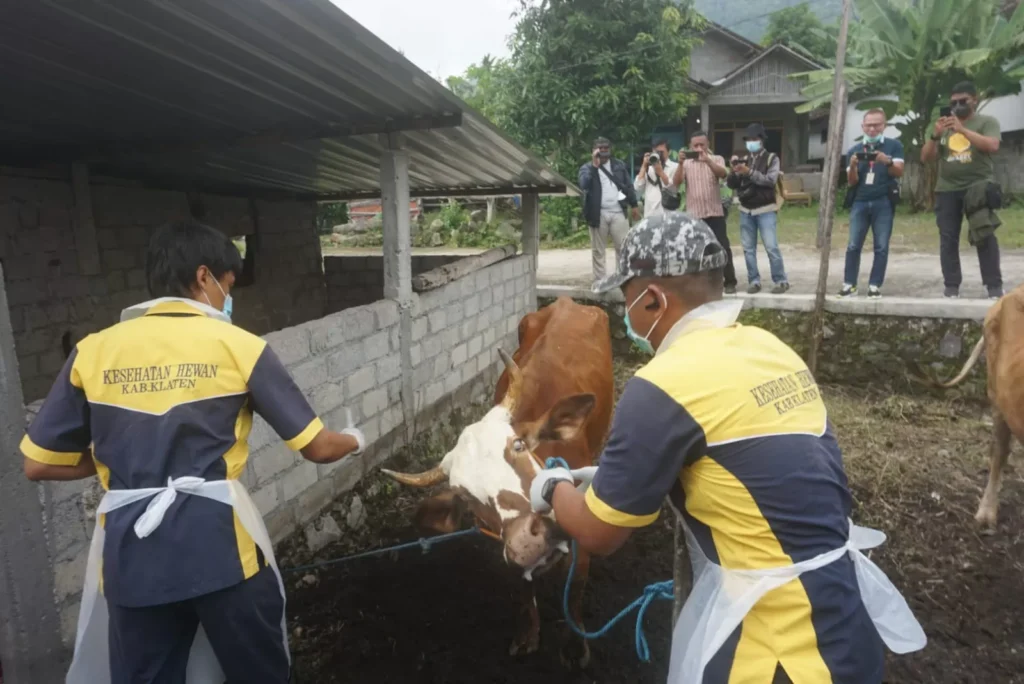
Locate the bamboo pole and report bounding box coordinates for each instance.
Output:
[807,0,853,376]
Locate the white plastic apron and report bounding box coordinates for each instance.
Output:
[66,477,289,684]
[668,519,927,683]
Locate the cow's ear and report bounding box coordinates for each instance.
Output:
[528,394,596,447]
[414,490,466,535]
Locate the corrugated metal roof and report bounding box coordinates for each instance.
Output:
[0,0,575,198]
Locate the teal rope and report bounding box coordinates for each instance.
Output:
[281,527,482,575]
[544,456,674,663]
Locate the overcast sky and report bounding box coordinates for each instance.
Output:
[331,0,518,82]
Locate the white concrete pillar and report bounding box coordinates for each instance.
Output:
[486,197,496,224]
[520,192,540,261]
[0,262,70,682]
[521,192,540,312]
[700,100,711,134]
[379,134,412,303]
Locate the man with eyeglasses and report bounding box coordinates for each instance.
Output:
[839,109,904,299]
[921,81,1003,299]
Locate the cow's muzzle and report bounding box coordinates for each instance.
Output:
[503,513,569,579]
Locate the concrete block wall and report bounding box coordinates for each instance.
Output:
[34,253,535,650]
[0,173,326,401]
[409,255,534,413]
[324,254,465,313]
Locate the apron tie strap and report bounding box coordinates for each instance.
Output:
[134,476,208,539]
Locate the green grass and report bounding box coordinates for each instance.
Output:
[536,203,1024,252]
[727,203,1024,253]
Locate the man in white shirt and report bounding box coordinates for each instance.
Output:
[634,138,680,218]
[579,136,640,284]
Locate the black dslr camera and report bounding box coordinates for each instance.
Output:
[649,150,663,165]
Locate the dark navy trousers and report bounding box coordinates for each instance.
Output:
[108,566,289,684]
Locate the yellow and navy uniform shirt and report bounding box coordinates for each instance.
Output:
[21,301,324,608]
[586,323,884,684]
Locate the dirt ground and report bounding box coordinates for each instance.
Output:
[283,358,1024,684]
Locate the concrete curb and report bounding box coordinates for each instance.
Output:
[537,285,994,321]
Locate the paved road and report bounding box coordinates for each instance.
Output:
[326,245,1022,299]
[537,245,1024,299]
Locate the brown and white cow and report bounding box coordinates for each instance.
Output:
[910,284,1024,529]
[382,297,614,667]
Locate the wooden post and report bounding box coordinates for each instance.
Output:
[807,0,853,376]
[672,516,692,627]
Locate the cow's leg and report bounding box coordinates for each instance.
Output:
[509,578,541,657]
[559,548,591,670]
[975,411,1013,530]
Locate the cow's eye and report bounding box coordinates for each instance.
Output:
[512,439,526,452]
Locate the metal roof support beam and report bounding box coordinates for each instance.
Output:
[0,263,70,682]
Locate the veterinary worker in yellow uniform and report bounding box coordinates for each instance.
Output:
[21,219,366,684]
[530,213,925,683]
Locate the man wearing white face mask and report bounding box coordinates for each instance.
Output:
[21,219,366,683]
[530,213,925,683]
[727,123,789,295]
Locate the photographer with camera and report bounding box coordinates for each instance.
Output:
[579,136,641,285]
[634,139,679,219]
[727,123,789,295]
[838,109,905,299]
[921,81,1003,299]
[672,130,736,294]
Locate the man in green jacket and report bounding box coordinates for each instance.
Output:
[921,81,1003,300]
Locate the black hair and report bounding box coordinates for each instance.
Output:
[951,81,977,96]
[690,130,709,140]
[594,136,611,147]
[146,219,242,298]
[652,138,670,149]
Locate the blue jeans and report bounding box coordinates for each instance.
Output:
[740,211,787,285]
[844,198,894,288]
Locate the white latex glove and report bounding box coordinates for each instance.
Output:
[571,466,598,493]
[341,408,366,455]
[530,468,574,514]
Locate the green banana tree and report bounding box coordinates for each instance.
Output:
[795,0,1024,210]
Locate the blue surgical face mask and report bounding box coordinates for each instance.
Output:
[625,288,665,356]
[745,140,762,154]
[204,276,233,322]
[864,134,883,144]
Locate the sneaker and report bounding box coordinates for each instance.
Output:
[988,287,1004,300]
[725,284,737,295]
[747,283,762,294]
[868,286,882,299]
[771,282,791,295]
[943,286,960,299]
[838,284,857,297]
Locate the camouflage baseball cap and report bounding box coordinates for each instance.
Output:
[592,212,728,293]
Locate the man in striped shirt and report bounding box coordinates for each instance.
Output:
[674,130,736,294]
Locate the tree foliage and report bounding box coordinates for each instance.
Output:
[762,2,838,65]
[447,0,704,180]
[797,0,1024,208]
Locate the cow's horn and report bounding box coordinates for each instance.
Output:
[498,348,523,412]
[380,464,447,488]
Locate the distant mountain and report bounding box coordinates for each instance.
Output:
[692,0,844,43]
